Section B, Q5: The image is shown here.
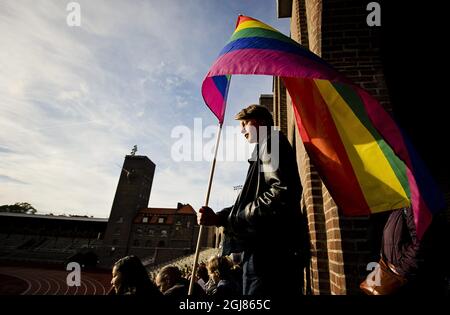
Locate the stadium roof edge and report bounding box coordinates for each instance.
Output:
[0,212,108,222]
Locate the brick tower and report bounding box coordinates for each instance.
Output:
[99,155,155,267]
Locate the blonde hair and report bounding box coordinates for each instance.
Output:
[207,255,233,279]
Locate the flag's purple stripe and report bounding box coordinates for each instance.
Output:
[207,48,348,83]
[201,77,226,123]
[405,163,432,240]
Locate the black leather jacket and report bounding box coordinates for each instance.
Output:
[216,129,304,256]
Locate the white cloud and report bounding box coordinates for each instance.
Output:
[0,0,289,217]
[0,175,29,185]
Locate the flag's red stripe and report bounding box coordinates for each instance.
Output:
[236,15,256,27]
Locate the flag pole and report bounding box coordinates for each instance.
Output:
[188,122,223,295]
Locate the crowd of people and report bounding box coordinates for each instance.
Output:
[108,254,243,298]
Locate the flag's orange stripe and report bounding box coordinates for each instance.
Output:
[283,77,370,215]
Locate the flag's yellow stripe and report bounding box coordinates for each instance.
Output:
[314,79,410,212]
[234,20,278,34]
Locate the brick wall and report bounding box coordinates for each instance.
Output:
[287,0,331,295]
[320,0,394,294]
[301,160,331,295]
[277,0,396,294]
[323,185,347,294]
[291,0,308,49]
[321,0,391,110]
[272,77,288,137]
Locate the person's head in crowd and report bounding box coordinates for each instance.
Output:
[155,265,183,294]
[197,262,209,283]
[207,255,233,283]
[110,255,160,295]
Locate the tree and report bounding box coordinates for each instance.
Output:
[0,202,37,214]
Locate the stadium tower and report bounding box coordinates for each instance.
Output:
[99,154,155,267]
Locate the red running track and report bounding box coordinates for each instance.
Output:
[0,265,112,295]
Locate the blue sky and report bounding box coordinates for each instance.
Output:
[0,0,290,217]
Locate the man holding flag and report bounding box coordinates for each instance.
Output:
[195,14,445,296]
[198,104,308,296]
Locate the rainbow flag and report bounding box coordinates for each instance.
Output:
[201,15,445,239]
